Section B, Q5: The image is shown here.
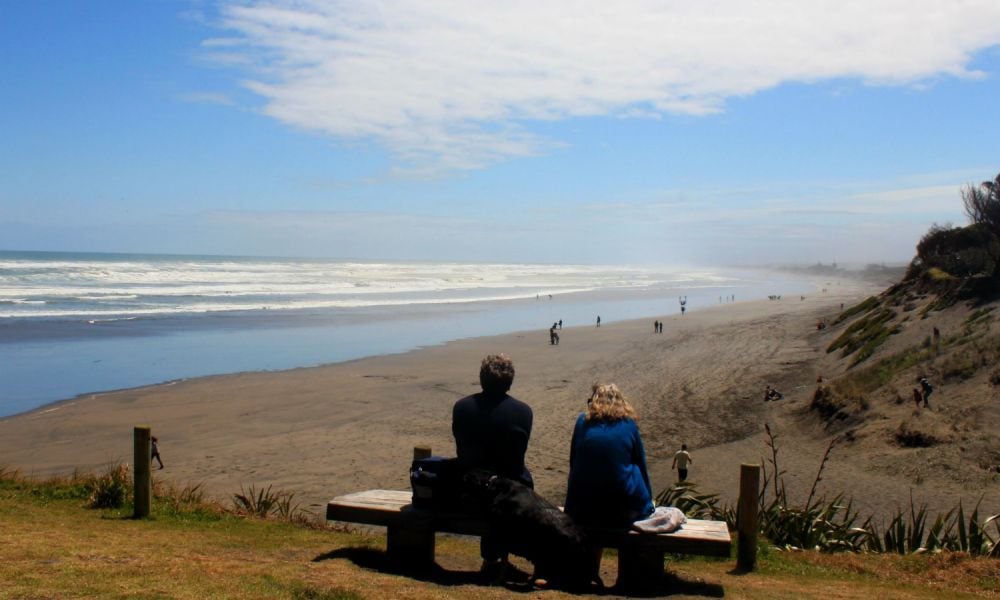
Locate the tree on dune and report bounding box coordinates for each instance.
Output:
[910,170,1000,281]
[960,171,1000,277]
[961,171,1000,236]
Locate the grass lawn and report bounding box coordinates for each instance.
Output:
[1,471,997,599]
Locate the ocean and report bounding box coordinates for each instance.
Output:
[0,251,810,417]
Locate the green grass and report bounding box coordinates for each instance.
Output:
[832,296,880,326]
[827,307,899,366]
[1,467,998,599]
[965,307,996,326]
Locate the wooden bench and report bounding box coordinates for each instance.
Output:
[326,489,732,591]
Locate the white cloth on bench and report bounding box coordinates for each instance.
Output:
[631,506,687,534]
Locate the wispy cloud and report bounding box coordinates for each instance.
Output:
[177,91,235,106]
[205,1,1000,173]
[173,170,974,263]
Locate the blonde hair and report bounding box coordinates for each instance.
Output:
[585,383,637,422]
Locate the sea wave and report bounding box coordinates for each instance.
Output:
[0,288,605,319]
[0,252,746,321]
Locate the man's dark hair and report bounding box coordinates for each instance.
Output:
[480,353,515,394]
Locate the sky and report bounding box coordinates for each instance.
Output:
[2,1,1000,266]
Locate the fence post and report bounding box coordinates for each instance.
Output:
[134,426,151,518]
[737,463,760,570]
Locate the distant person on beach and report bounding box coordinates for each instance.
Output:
[912,388,923,408]
[919,377,933,407]
[596,316,601,327]
[558,319,562,329]
[151,436,164,470]
[565,383,653,529]
[671,444,692,482]
[452,354,533,569]
[549,324,560,345]
[764,386,783,401]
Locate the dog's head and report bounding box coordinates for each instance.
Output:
[459,468,504,512]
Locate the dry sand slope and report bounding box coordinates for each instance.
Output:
[3,278,995,522]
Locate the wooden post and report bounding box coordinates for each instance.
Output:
[737,463,760,571]
[413,446,432,460]
[134,426,152,518]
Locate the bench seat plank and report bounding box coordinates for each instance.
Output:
[327,489,731,557]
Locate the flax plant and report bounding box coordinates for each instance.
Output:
[654,425,999,557]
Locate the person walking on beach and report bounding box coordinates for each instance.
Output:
[151,436,164,470]
[452,354,533,574]
[549,324,560,345]
[596,315,601,327]
[671,444,692,482]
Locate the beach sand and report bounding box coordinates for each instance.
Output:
[2,278,995,522]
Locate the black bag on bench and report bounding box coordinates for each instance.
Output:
[410,456,463,510]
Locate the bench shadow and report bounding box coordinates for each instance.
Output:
[312,547,487,586]
[314,547,725,597]
[629,572,726,598]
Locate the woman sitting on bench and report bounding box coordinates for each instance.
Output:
[564,383,654,529]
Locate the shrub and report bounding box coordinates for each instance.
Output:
[811,385,867,423]
[757,425,999,556]
[233,484,281,518]
[232,484,311,522]
[894,422,938,448]
[654,481,732,526]
[87,463,132,509]
[915,223,1000,278]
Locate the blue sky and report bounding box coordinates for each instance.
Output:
[2,1,1000,266]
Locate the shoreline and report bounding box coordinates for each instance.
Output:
[0,268,820,418]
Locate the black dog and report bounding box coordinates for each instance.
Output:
[462,470,600,590]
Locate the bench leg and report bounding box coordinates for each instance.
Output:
[386,523,435,571]
[617,543,664,594]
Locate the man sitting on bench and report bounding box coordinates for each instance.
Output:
[452,353,534,575]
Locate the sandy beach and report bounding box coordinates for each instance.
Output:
[3,278,996,523]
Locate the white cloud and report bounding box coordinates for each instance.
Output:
[208,1,1000,172]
